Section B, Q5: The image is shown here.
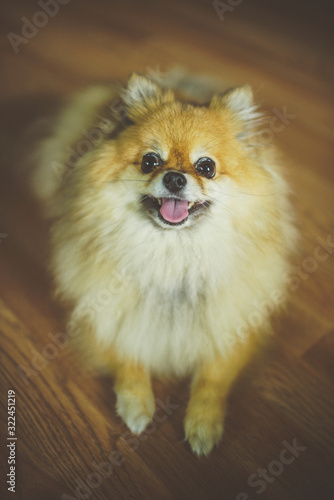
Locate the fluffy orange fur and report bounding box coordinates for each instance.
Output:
[32,71,297,455]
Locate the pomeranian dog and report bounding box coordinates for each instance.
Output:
[31,70,297,455]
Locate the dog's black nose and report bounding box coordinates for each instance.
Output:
[163,171,187,193]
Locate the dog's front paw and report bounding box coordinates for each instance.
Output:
[116,391,155,435]
[184,404,224,456]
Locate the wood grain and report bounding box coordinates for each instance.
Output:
[0,0,333,499]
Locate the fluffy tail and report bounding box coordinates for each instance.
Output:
[30,85,118,209]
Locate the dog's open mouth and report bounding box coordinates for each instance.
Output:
[141,196,210,226]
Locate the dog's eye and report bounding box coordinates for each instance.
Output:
[141,153,162,174]
[195,157,216,179]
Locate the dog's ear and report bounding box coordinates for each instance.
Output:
[123,73,174,121]
[210,85,264,142]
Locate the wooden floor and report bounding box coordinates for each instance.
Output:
[1,0,334,499]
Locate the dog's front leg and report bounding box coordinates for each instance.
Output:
[112,356,155,435]
[185,336,258,456]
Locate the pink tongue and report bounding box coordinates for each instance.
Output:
[160,198,189,223]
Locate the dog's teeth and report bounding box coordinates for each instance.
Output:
[158,198,162,205]
[188,201,195,209]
